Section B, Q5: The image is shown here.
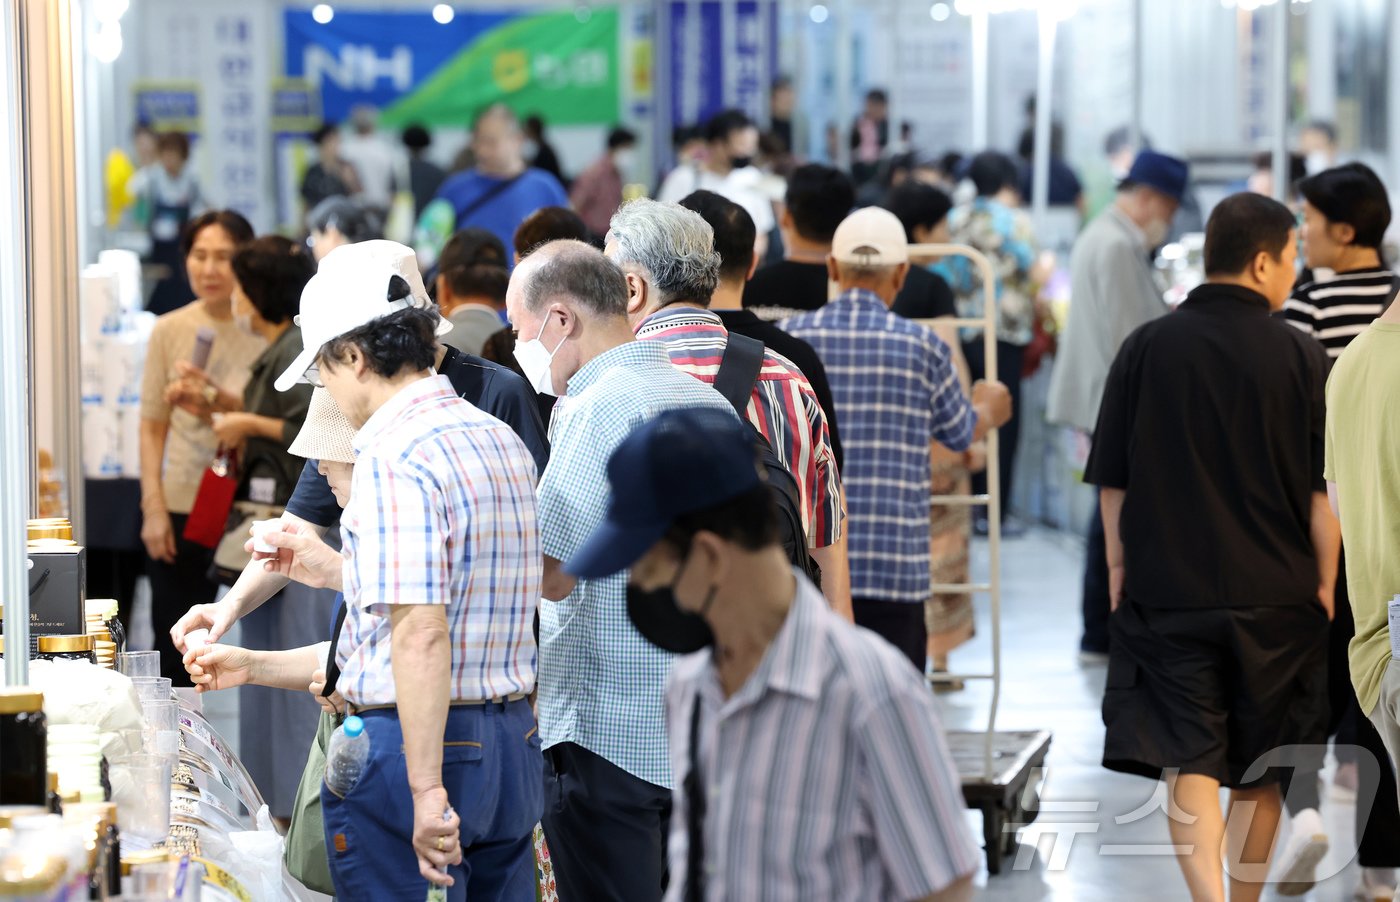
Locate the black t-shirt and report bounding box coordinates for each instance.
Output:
[714,308,843,470]
[742,260,830,320]
[284,345,551,528]
[892,266,957,321]
[1085,283,1329,610]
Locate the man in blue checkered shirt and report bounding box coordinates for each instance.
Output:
[505,239,738,901]
[785,207,1012,675]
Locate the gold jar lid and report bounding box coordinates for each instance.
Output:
[26,519,73,542]
[36,634,95,653]
[46,772,56,793]
[0,805,48,828]
[120,849,171,876]
[0,688,42,714]
[0,855,66,894]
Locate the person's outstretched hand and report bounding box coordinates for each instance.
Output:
[184,644,256,693]
[170,599,239,654]
[253,522,344,591]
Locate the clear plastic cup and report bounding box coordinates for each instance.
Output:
[118,651,161,678]
[109,754,172,847]
[141,698,180,758]
[130,677,173,702]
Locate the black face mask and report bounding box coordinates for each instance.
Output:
[729,155,755,170]
[626,547,716,654]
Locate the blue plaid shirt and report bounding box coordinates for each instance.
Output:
[536,340,738,788]
[785,290,977,603]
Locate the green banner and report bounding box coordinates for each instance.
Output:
[381,8,620,128]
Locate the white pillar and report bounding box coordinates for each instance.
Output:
[1270,0,1290,202]
[1031,7,1056,233]
[971,4,989,149]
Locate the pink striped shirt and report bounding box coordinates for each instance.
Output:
[636,307,844,547]
[337,375,541,707]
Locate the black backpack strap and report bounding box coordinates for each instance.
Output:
[713,333,765,414]
[322,600,347,700]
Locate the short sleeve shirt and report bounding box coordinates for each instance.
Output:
[664,573,981,900]
[536,341,739,788]
[139,302,266,513]
[284,347,549,527]
[784,290,976,603]
[1086,283,1329,609]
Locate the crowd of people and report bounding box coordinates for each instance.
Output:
[115,85,1400,901]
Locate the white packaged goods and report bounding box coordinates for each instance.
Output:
[80,337,108,406]
[81,406,122,479]
[97,248,143,313]
[80,264,122,342]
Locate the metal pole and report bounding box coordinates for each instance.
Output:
[2,1,34,688]
[971,4,989,149]
[1031,7,1056,235]
[1270,0,1290,202]
[834,0,853,170]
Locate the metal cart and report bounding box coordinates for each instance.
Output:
[909,243,1053,876]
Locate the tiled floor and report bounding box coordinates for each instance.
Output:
[132,529,1383,900]
[945,529,1375,901]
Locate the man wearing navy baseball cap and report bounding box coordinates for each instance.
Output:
[564,407,980,902]
[1047,148,1190,667]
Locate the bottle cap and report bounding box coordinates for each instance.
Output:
[37,634,96,653]
[343,715,364,738]
[0,688,43,714]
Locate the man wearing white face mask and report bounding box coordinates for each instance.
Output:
[571,127,638,240]
[504,239,738,902]
[1047,149,1189,665]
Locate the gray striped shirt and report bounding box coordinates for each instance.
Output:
[663,574,981,901]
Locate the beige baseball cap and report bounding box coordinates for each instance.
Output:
[830,206,909,266]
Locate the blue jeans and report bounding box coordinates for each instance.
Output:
[322,699,543,901]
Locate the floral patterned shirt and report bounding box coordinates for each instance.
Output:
[937,197,1039,346]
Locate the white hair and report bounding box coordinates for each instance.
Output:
[608,198,721,305]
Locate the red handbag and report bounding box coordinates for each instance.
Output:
[182,447,239,549]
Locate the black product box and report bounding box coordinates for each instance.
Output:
[26,546,86,636]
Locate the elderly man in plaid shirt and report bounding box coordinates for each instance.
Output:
[604,197,852,618]
[275,245,544,900]
[785,207,1012,674]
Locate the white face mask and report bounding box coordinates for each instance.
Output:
[1305,150,1331,176]
[613,149,636,172]
[1142,217,1170,251]
[523,140,540,161]
[513,319,568,397]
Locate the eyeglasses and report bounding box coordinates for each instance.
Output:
[305,364,324,388]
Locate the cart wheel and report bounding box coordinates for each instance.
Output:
[982,805,1004,875]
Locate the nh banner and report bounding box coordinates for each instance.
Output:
[283,7,621,127]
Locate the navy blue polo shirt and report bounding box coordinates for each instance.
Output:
[285,345,550,527]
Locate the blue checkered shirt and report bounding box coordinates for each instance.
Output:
[536,340,738,788]
[785,290,977,602]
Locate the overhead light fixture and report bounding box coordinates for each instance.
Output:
[93,0,129,24]
[931,3,951,21]
[810,4,829,23]
[312,4,334,25]
[432,4,454,24]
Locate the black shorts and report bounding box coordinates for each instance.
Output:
[1102,598,1329,789]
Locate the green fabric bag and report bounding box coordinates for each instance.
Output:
[284,710,337,895]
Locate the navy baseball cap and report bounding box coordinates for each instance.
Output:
[1121,150,1190,203]
[563,408,761,580]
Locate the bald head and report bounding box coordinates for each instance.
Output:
[512,240,630,320]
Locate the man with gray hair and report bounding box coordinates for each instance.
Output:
[604,198,852,616]
[505,240,739,901]
[785,207,1013,674]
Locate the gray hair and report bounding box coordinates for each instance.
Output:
[608,199,721,305]
[836,260,900,285]
[520,240,629,319]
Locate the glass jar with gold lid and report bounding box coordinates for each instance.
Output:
[34,635,96,664]
[0,691,45,807]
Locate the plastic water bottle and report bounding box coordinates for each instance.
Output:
[324,716,369,797]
